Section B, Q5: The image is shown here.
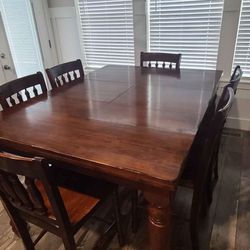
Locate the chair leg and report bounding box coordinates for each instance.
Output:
[131,190,138,233]
[190,190,201,250]
[213,147,219,181]
[61,231,77,250]
[14,217,35,250]
[214,137,221,181]
[113,189,126,247]
[190,219,200,250]
[207,144,220,205]
[207,168,213,206]
[202,188,209,217]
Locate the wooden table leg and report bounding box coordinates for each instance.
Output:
[143,190,173,250]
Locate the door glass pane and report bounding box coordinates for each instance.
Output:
[0,0,43,77]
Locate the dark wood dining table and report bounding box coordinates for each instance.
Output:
[0,65,222,250]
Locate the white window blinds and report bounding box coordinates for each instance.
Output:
[233,0,250,77]
[76,0,135,68]
[148,0,224,70]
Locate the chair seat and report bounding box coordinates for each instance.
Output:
[36,179,112,225]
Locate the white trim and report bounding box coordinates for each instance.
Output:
[226,117,250,131]
[30,0,58,68]
[219,81,250,90]
[133,0,147,66]
[216,0,242,78]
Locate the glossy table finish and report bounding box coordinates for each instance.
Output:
[0,65,222,250]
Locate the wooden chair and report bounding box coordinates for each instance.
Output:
[131,86,235,249]
[46,59,84,89]
[211,66,243,182]
[0,72,47,110]
[180,85,235,249]
[140,51,182,69]
[0,152,125,250]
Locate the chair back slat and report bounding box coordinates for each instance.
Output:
[17,92,24,103]
[25,177,47,215]
[229,65,243,94]
[55,77,61,87]
[67,72,72,82]
[33,86,38,97]
[46,59,84,89]
[9,96,16,107]
[61,74,66,84]
[0,72,47,110]
[140,52,181,69]
[0,173,23,206]
[25,89,30,99]
[8,174,34,210]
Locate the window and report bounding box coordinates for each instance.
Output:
[0,0,44,77]
[76,0,135,68]
[148,0,224,69]
[233,0,250,77]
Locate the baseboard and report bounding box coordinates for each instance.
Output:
[226,117,250,131]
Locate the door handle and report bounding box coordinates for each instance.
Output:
[3,65,11,70]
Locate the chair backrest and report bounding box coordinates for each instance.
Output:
[229,65,243,94]
[46,59,84,89]
[183,85,234,184]
[0,152,71,229]
[140,52,181,69]
[187,86,234,219]
[181,93,217,180]
[197,86,234,179]
[0,72,47,110]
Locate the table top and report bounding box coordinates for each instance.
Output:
[0,65,222,191]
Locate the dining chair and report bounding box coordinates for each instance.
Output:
[46,59,84,89]
[180,85,235,250]
[0,72,47,110]
[140,51,182,69]
[0,152,125,250]
[211,66,243,182]
[131,86,235,250]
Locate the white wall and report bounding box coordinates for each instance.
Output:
[48,0,74,8]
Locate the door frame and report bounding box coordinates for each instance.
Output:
[30,0,58,69]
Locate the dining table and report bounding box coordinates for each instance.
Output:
[0,65,222,250]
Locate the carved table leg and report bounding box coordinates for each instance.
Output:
[143,190,173,250]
